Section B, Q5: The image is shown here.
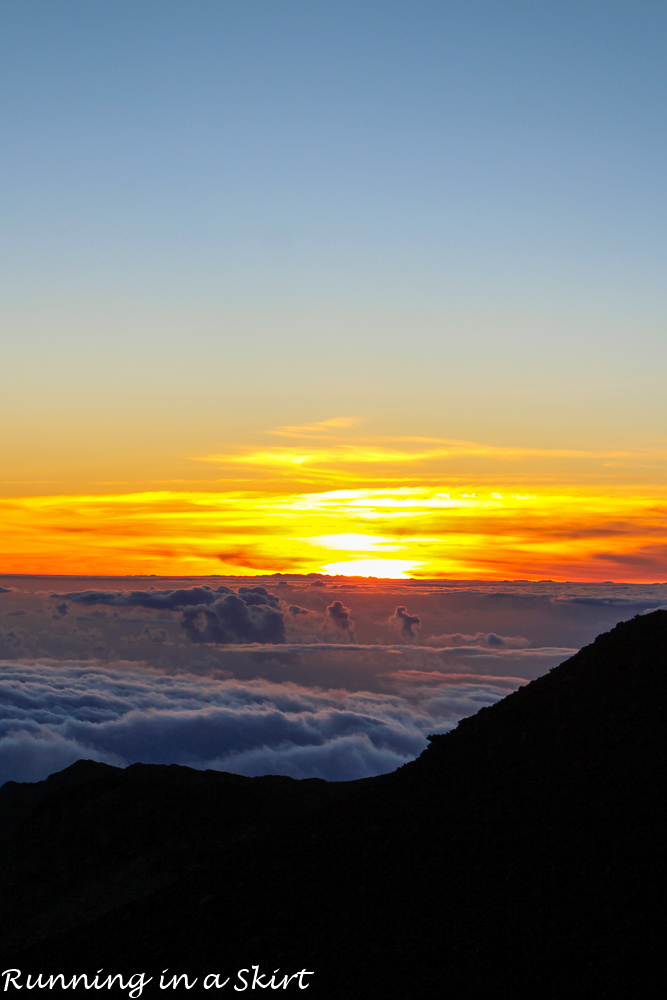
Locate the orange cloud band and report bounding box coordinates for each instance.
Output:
[1,486,665,581]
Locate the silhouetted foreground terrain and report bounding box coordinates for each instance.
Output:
[1,613,665,998]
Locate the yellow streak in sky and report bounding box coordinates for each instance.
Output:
[198,439,643,468]
[193,430,667,498]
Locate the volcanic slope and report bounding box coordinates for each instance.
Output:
[1,611,665,998]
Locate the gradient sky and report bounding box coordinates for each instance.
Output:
[2,1,666,580]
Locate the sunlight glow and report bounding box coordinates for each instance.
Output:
[322,559,422,579]
[3,417,667,581]
[0,484,665,580]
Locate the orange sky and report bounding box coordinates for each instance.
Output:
[2,420,666,581]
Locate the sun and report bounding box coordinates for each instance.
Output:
[321,558,421,579]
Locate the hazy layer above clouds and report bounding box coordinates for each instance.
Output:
[1,576,665,783]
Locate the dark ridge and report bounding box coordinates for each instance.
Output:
[1,612,665,998]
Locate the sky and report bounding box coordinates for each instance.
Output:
[2,0,666,787]
[2,0,666,580]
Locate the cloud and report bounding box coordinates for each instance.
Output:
[288,605,310,616]
[181,593,286,645]
[177,642,570,688]
[6,579,613,681]
[422,632,531,649]
[0,659,522,784]
[56,585,233,611]
[326,601,354,632]
[0,588,12,594]
[236,586,280,608]
[58,585,287,646]
[550,596,667,608]
[389,606,421,640]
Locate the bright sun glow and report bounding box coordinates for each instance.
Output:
[1,484,665,580]
[2,415,667,585]
[321,559,423,579]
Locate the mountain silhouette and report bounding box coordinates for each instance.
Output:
[1,612,665,998]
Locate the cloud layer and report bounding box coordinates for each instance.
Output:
[0,659,523,784]
[1,576,665,785]
[60,585,287,645]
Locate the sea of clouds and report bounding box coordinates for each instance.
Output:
[1,577,665,783]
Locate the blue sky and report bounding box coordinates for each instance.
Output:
[1,1,666,485]
[3,1,665,300]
